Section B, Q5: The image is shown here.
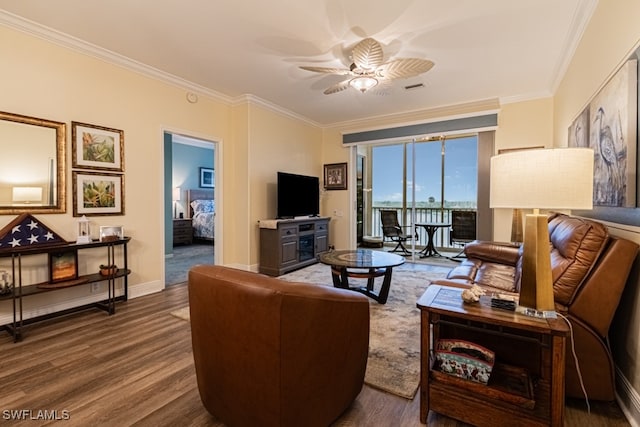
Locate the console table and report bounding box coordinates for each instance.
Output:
[417,285,569,427]
[0,237,131,342]
[259,217,329,276]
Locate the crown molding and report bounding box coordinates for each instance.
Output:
[232,94,322,128]
[0,10,233,105]
[549,0,598,93]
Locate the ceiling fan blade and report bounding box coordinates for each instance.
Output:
[352,38,384,71]
[323,79,351,95]
[378,58,435,80]
[299,66,351,75]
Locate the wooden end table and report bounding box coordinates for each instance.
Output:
[417,285,569,427]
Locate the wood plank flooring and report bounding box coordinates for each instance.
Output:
[0,279,630,426]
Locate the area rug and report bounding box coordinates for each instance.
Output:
[171,262,450,399]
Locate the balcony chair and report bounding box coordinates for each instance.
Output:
[449,210,477,260]
[188,265,370,427]
[380,209,418,256]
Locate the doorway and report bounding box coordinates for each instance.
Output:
[164,132,217,286]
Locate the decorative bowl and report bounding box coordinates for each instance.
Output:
[434,339,495,384]
[99,266,118,276]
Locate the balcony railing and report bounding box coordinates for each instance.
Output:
[370,206,476,250]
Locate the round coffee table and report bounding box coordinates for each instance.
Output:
[319,249,405,304]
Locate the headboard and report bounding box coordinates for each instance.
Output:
[186,189,214,218]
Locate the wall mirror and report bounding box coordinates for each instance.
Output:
[0,111,66,214]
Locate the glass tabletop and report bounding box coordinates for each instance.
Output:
[319,249,405,268]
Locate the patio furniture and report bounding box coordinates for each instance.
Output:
[380,209,418,256]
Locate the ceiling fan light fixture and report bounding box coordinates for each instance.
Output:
[349,76,378,93]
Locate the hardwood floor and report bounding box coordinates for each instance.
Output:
[0,281,630,426]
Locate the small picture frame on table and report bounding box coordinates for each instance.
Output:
[49,250,78,283]
[99,226,124,242]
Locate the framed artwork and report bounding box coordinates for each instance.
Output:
[588,59,637,207]
[72,121,124,172]
[199,167,214,188]
[497,146,545,154]
[568,107,590,148]
[49,250,78,283]
[570,59,638,208]
[324,162,348,190]
[99,225,124,242]
[73,171,124,216]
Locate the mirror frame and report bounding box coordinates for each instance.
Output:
[0,111,66,214]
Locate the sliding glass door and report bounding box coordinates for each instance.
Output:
[366,134,478,258]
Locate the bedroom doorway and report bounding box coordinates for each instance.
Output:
[164,132,217,286]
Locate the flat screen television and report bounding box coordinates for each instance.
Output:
[277,172,320,218]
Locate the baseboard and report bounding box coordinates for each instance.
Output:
[616,366,640,426]
[131,280,162,298]
[224,263,254,272]
[0,280,162,327]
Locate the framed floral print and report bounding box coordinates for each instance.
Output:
[73,171,124,217]
[72,121,124,172]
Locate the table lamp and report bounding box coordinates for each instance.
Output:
[12,186,43,204]
[490,148,594,318]
[173,187,181,218]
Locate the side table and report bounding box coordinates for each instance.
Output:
[173,218,193,246]
[417,285,569,427]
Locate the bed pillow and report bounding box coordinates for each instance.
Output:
[191,199,215,214]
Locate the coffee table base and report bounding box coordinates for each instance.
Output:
[330,266,394,304]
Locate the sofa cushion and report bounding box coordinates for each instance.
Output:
[547,213,608,306]
[445,259,517,293]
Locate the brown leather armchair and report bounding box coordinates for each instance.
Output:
[432,213,638,401]
[188,265,370,426]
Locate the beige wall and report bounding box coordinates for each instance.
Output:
[553,0,640,412]
[492,98,554,241]
[246,102,323,269]
[0,25,234,321]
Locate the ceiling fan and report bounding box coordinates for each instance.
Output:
[300,37,434,95]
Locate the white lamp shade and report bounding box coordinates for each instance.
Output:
[173,187,181,202]
[490,148,594,210]
[12,186,43,203]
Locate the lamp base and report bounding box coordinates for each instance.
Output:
[516,305,557,319]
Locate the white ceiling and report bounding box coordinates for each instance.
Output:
[0,0,597,126]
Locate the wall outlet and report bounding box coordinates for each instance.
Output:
[90,283,100,293]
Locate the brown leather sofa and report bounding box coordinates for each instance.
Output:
[432,212,638,401]
[188,265,370,426]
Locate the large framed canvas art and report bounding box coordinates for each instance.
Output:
[587,59,637,207]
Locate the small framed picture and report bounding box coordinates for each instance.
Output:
[324,162,348,190]
[49,250,78,283]
[71,121,124,172]
[99,225,124,242]
[73,171,124,217]
[200,167,214,188]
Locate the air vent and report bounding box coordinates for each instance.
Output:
[404,83,425,91]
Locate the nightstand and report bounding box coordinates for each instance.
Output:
[173,218,193,246]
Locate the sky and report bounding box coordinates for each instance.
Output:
[371,136,478,205]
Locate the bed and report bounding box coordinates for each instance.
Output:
[186,189,215,243]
